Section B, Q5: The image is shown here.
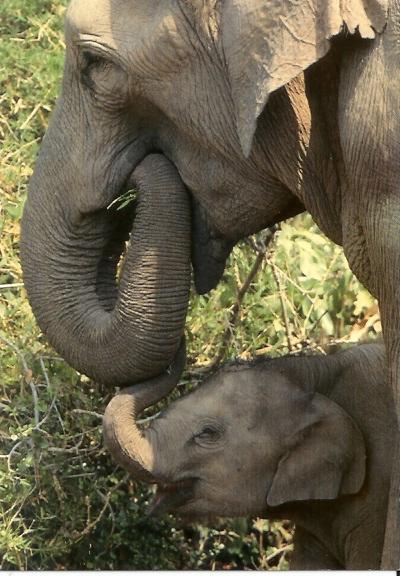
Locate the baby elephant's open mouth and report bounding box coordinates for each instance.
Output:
[148,478,197,516]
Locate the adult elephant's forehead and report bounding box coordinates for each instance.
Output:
[65,0,179,52]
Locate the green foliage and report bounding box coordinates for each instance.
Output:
[188,217,377,366]
[0,0,379,570]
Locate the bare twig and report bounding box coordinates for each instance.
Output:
[72,473,129,540]
[302,251,340,338]
[266,544,293,566]
[28,380,40,427]
[269,260,294,352]
[39,357,51,389]
[0,335,29,373]
[64,472,96,479]
[266,263,314,304]
[19,103,41,130]
[66,426,101,441]
[34,396,57,432]
[39,357,65,432]
[46,445,102,456]
[1,138,39,162]
[7,439,26,473]
[0,282,24,290]
[71,409,104,420]
[96,488,116,537]
[208,228,277,370]
[0,336,43,476]
[137,411,162,425]
[2,487,36,520]
[39,355,66,362]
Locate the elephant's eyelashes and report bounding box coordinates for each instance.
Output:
[81,51,109,82]
[81,51,129,109]
[82,50,106,67]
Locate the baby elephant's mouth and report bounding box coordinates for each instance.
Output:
[148,478,197,516]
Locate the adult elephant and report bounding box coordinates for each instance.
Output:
[21,0,399,567]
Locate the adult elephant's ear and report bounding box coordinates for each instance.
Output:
[266,393,366,507]
[221,0,388,157]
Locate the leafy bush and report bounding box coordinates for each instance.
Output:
[0,0,380,569]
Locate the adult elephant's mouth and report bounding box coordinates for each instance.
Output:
[190,197,235,294]
[114,165,234,296]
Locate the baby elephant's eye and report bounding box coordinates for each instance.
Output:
[194,424,222,446]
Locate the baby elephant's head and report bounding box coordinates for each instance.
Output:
[103,358,366,519]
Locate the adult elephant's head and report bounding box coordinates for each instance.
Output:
[21,0,387,385]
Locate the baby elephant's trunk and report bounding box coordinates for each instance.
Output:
[102,342,186,481]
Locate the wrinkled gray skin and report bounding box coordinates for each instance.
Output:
[104,343,395,569]
[20,0,400,566]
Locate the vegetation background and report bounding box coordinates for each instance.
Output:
[0,0,381,569]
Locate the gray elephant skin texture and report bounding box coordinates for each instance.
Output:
[20,0,400,567]
[104,343,395,570]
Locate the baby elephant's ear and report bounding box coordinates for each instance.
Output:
[221,0,388,157]
[266,394,366,507]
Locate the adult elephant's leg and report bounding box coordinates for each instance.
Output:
[342,197,400,569]
[338,10,400,567]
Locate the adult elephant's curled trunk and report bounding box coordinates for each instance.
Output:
[21,154,191,386]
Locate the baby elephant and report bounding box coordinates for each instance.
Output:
[104,343,395,569]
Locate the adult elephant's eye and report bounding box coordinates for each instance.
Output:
[81,51,110,84]
[81,50,129,108]
[83,50,106,68]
